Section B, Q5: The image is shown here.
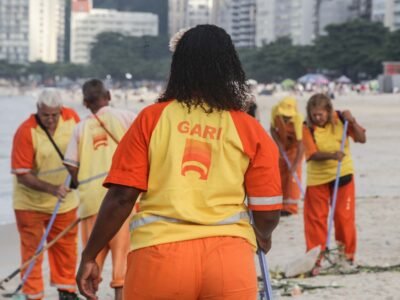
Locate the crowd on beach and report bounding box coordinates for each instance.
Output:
[5,25,368,300]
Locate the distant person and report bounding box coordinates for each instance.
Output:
[76,25,282,300]
[270,96,304,215]
[11,90,80,300]
[64,79,136,300]
[302,93,366,271]
[246,79,260,120]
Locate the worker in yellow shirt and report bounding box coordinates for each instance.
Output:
[76,25,282,300]
[11,90,80,300]
[64,79,136,300]
[270,96,304,215]
[303,93,366,267]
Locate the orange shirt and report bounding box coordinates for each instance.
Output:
[104,100,282,251]
[302,112,365,186]
[11,107,80,213]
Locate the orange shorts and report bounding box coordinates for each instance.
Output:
[15,208,78,300]
[124,236,257,300]
[81,214,130,288]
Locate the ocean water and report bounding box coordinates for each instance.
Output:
[0,95,37,224]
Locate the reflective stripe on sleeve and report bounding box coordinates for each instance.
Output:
[248,196,282,206]
[11,168,31,174]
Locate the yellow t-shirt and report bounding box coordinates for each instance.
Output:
[303,113,354,186]
[64,106,136,219]
[104,100,282,251]
[11,108,80,213]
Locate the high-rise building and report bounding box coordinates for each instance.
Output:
[273,0,315,45]
[255,0,275,46]
[372,0,387,22]
[0,0,66,64]
[168,0,213,35]
[348,0,373,20]
[187,0,212,27]
[211,0,232,35]
[371,0,400,30]
[395,0,400,29]
[0,0,30,63]
[29,0,66,63]
[231,0,256,47]
[70,0,158,64]
[318,0,353,35]
[169,0,189,35]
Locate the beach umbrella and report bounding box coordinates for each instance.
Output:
[298,73,329,85]
[336,75,352,84]
[281,78,296,90]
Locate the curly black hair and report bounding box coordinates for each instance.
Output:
[158,24,249,112]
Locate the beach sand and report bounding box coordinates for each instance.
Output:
[0,92,399,299]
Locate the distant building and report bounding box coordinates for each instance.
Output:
[274,0,315,45]
[211,0,233,35]
[370,0,400,30]
[168,0,213,35]
[168,0,188,36]
[348,0,373,20]
[0,0,29,63]
[231,0,256,47]
[70,0,158,64]
[187,0,212,27]
[318,0,353,35]
[372,0,387,22]
[0,0,65,64]
[255,0,275,46]
[29,0,66,63]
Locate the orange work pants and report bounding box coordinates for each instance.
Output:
[81,213,130,288]
[280,148,302,214]
[124,236,257,300]
[304,179,356,260]
[15,208,78,300]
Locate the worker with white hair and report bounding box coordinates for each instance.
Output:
[11,89,81,300]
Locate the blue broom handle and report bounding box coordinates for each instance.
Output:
[20,175,71,287]
[249,211,273,300]
[326,121,349,249]
[279,146,305,198]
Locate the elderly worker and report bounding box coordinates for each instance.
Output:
[11,89,80,300]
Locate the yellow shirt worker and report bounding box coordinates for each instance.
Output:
[303,93,366,270]
[76,25,282,300]
[270,96,304,215]
[11,90,80,300]
[64,79,136,300]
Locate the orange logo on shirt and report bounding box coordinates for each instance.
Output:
[93,133,108,150]
[181,138,212,180]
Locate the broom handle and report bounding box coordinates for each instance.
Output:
[278,145,305,198]
[0,218,80,288]
[326,121,349,249]
[249,211,273,300]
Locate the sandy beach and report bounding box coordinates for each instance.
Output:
[0,92,399,299]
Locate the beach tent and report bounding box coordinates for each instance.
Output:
[336,75,352,84]
[281,78,296,90]
[298,73,329,85]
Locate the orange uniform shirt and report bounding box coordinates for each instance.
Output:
[302,112,365,186]
[11,107,80,213]
[104,100,282,251]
